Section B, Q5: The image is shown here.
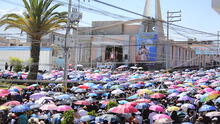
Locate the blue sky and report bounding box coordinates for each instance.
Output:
[0,0,220,41]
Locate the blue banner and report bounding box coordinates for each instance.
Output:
[136,32,157,61]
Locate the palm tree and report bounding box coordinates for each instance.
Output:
[0,0,67,79]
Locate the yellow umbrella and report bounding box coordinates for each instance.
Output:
[185,83,194,87]
[200,85,209,88]
[137,89,154,95]
[0,105,10,110]
[166,106,180,112]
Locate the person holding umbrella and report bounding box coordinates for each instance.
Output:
[16,112,28,124]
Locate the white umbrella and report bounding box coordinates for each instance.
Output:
[111,89,124,95]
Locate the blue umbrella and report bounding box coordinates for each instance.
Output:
[103,84,112,89]
[70,87,78,91]
[84,83,96,87]
[145,83,154,87]
[80,115,95,122]
[55,94,71,100]
[92,85,103,89]
[88,93,98,97]
[8,88,19,93]
[215,97,220,103]
[135,103,150,109]
[24,102,35,107]
[129,84,141,88]
[30,104,41,109]
[118,100,128,104]
[167,89,179,93]
[48,83,56,86]
[127,94,139,100]
[75,89,86,93]
[199,105,216,112]
[215,87,220,91]
[11,105,30,113]
[102,93,109,97]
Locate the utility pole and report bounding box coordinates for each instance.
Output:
[64,0,82,89]
[166,10,181,70]
[64,0,72,84]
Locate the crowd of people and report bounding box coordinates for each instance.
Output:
[0,67,220,124]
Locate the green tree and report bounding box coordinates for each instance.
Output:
[106,101,118,110]
[61,110,74,124]
[9,57,24,72]
[0,0,67,79]
[88,110,98,117]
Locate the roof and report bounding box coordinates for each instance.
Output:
[0,46,52,51]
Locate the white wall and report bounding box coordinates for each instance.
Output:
[0,48,52,71]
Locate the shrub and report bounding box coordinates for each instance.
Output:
[61,110,74,124]
[106,101,118,110]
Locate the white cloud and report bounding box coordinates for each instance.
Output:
[0,8,24,17]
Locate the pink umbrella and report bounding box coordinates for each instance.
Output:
[40,104,57,111]
[167,93,179,99]
[0,89,9,95]
[177,88,186,92]
[203,88,214,93]
[126,102,137,107]
[3,101,20,107]
[111,104,138,114]
[57,105,72,112]
[169,85,179,89]
[135,99,151,103]
[149,105,164,112]
[74,100,90,105]
[153,114,171,120]
[150,93,166,99]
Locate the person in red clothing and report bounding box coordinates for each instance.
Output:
[129,113,139,124]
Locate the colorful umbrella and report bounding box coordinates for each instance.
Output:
[137,89,154,95]
[74,100,90,105]
[150,93,166,99]
[181,104,195,111]
[135,103,150,109]
[152,114,171,120]
[111,89,124,95]
[205,111,220,117]
[199,105,216,112]
[149,105,164,112]
[11,105,30,113]
[80,115,95,122]
[154,118,173,124]
[3,101,20,107]
[135,99,151,103]
[177,96,193,101]
[118,100,128,104]
[30,93,46,100]
[166,106,180,112]
[0,89,9,96]
[78,85,89,90]
[55,94,71,100]
[0,105,10,110]
[110,104,138,114]
[167,92,179,99]
[57,105,72,112]
[40,104,58,111]
[30,104,41,109]
[127,94,139,100]
[200,91,220,102]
